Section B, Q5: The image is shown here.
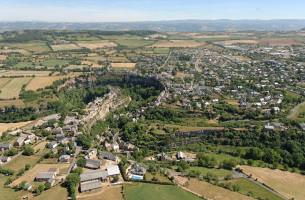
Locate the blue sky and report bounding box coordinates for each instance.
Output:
[0,0,305,22]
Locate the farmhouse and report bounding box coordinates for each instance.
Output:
[80,170,108,182]
[85,159,101,169]
[80,180,102,193]
[0,143,12,151]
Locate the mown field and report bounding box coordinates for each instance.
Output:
[0,77,32,99]
[123,183,201,200]
[227,178,284,200]
[240,166,305,200]
[185,179,254,200]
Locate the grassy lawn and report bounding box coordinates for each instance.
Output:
[123,183,201,200]
[227,178,284,200]
[187,167,232,178]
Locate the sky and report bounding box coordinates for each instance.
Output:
[0,0,305,22]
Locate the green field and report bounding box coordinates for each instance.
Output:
[187,167,232,178]
[115,39,155,48]
[123,183,201,200]
[227,178,284,200]
[0,77,32,99]
[41,59,70,68]
[13,61,35,69]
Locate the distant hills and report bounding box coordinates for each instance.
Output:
[1,20,305,32]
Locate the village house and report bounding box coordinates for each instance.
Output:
[85,148,98,159]
[80,180,102,193]
[99,151,117,162]
[47,141,58,149]
[106,165,121,177]
[80,170,108,183]
[0,143,12,151]
[35,169,57,186]
[128,163,147,181]
[14,134,28,147]
[0,156,11,165]
[59,155,71,163]
[85,159,101,169]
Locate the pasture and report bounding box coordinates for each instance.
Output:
[123,183,201,200]
[0,41,50,53]
[187,167,232,178]
[185,179,254,200]
[240,165,305,200]
[0,77,32,99]
[151,40,206,48]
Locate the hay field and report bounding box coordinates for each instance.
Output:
[0,121,32,135]
[77,41,117,49]
[0,99,24,108]
[12,163,70,186]
[185,179,254,200]
[0,70,51,77]
[0,77,32,99]
[25,75,67,91]
[111,63,136,69]
[240,165,305,200]
[151,40,206,48]
[51,43,81,51]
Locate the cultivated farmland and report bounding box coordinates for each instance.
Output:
[51,43,81,51]
[111,63,136,69]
